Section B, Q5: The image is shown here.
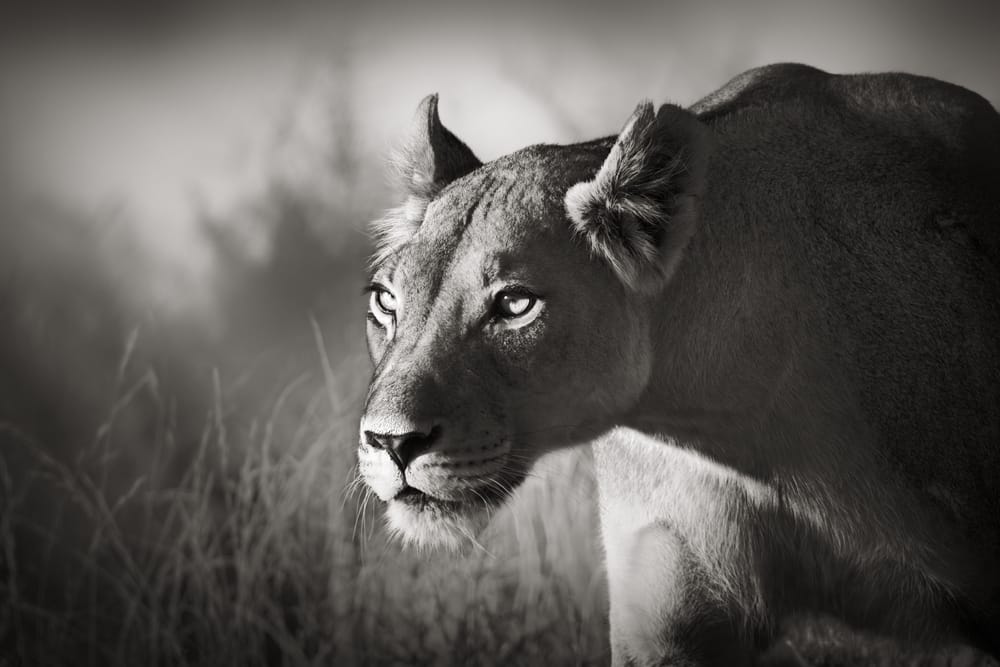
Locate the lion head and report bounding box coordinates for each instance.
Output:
[358,94,709,550]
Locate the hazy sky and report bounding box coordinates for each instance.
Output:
[2,0,997,316]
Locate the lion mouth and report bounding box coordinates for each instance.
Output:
[391,476,518,512]
[382,470,529,551]
[391,485,468,516]
[393,485,432,506]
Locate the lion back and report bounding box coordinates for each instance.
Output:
[697,65,1000,596]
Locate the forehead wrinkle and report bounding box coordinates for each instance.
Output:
[473,173,508,229]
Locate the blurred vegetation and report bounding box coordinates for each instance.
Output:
[0,104,608,665]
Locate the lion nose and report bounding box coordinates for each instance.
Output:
[363,426,440,471]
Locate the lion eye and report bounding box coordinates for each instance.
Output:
[374,289,397,314]
[495,291,536,319]
[369,286,397,328]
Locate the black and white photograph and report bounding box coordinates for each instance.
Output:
[1,1,999,665]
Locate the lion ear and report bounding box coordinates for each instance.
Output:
[370,95,482,267]
[393,94,481,199]
[565,102,710,291]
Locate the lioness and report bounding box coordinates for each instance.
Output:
[358,64,1000,665]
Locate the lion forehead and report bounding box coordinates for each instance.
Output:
[373,141,613,272]
[415,166,567,251]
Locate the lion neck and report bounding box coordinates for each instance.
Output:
[615,177,870,484]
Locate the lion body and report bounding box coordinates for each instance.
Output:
[360,65,1000,664]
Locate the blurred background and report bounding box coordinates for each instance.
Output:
[1,1,998,665]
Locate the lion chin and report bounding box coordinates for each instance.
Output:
[384,494,492,553]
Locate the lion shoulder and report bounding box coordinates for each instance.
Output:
[693,64,1000,269]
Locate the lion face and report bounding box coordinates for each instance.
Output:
[359,95,707,550]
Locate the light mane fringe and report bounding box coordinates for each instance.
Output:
[369,197,427,270]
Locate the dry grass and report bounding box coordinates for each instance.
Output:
[0,328,609,666]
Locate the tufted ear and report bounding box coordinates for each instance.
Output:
[565,102,710,291]
[370,95,481,267]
